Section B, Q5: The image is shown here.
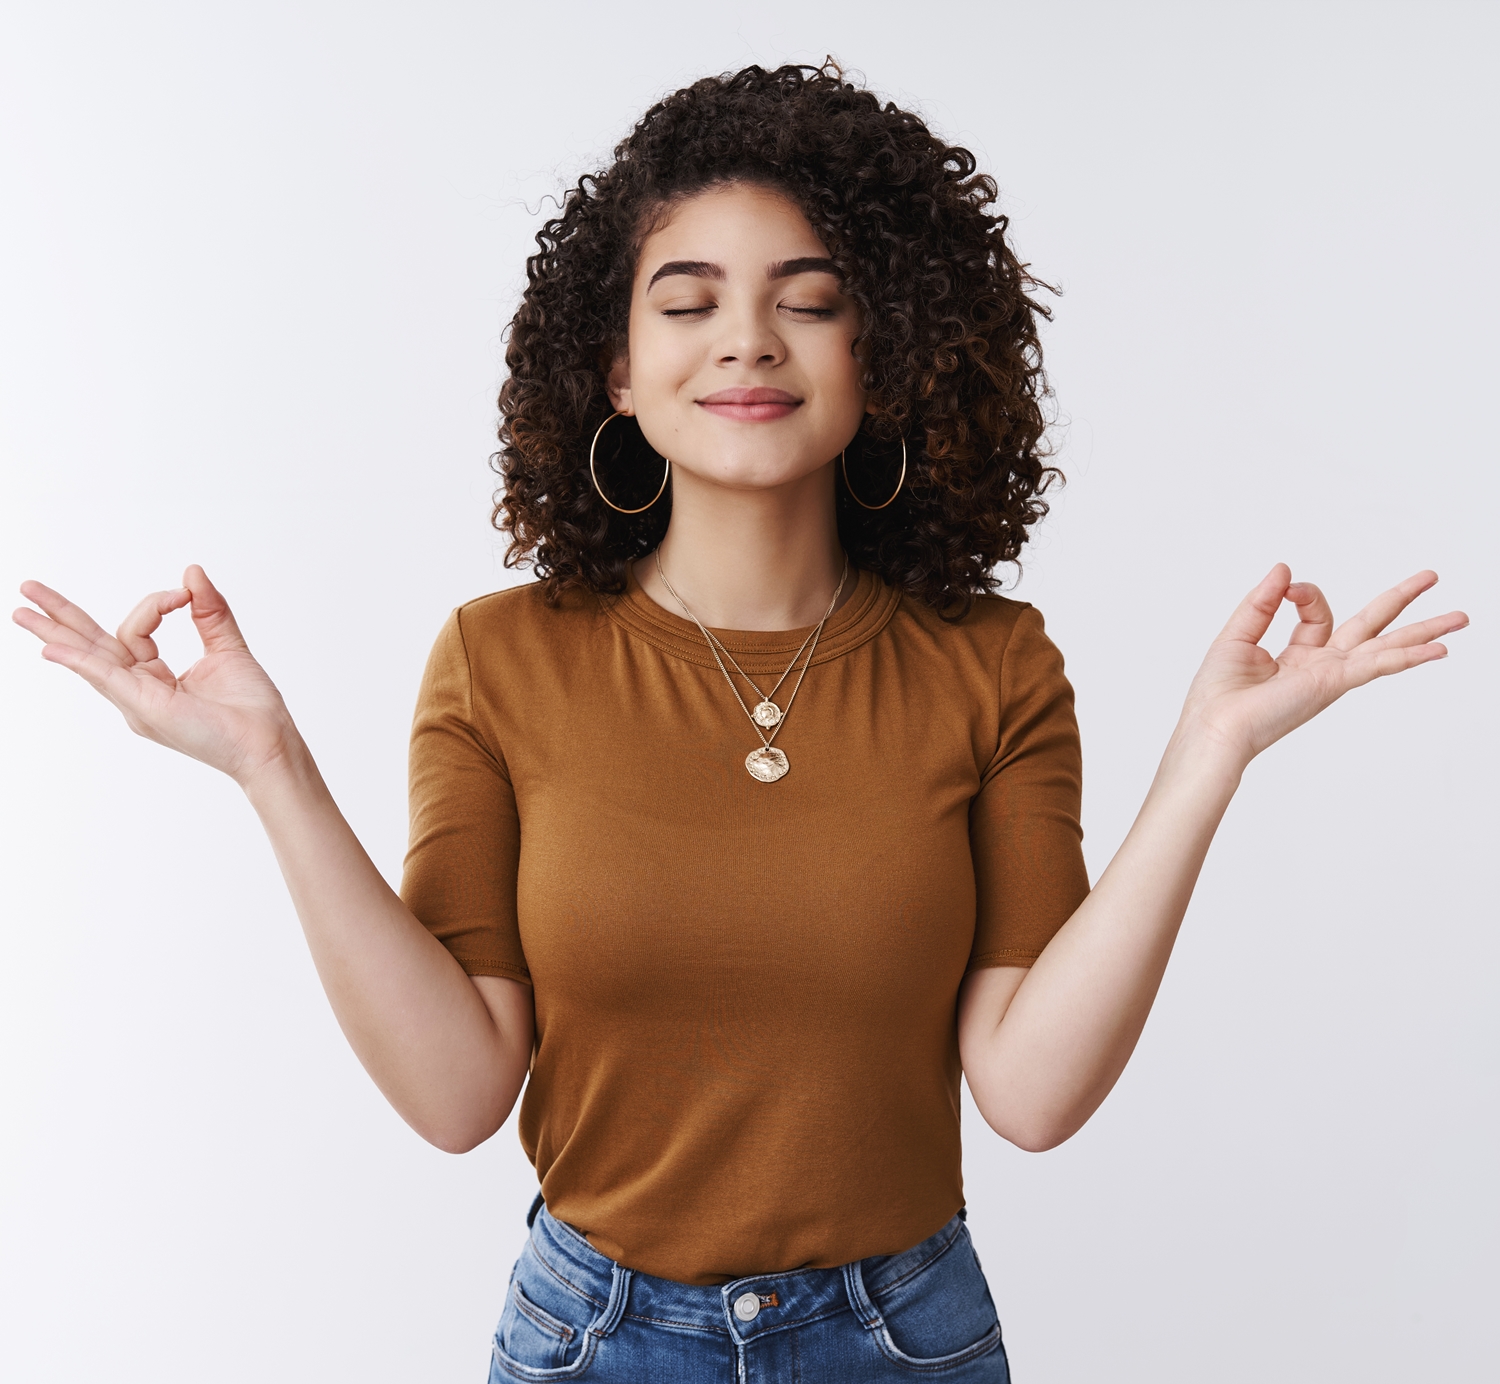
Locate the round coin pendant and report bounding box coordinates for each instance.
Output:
[745,746,790,782]
[751,700,783,729]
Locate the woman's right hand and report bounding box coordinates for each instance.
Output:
[13,564,300,787]
[18,566,534,1146]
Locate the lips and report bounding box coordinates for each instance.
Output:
[696,387,802,422]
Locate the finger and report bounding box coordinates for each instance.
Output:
[17,580,131,661]
[116,588,191,664]
[13,604,131,662]
[1344,639,1448,689]
[1216,564,1291,646]
[1329,570,1438,651]
[1366,609,1469,653]
[1284,582,1335,648]
[184,565,250,655]
[38,637,168,708]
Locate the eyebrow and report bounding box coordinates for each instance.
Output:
[645,256,842,290]
[767,257,840,281]
[647,260,723,290]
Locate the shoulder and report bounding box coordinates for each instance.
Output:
[888,589,1070,713]
[454,578,572,624]
[432,581,616,705]
[417,581,608,718]
[448,580,604,648]
[896,589,1053,653]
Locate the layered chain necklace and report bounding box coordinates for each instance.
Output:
[655,551,848,783]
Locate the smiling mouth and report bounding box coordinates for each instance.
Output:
[696,387,802,422]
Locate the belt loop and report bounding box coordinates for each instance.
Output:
[592,1264,633,1338]
[842,1260,883,1333]
[525,1191,545,1229]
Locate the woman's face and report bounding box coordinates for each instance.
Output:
[608,182,870,493]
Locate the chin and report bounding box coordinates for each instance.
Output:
[696,456,833,492]
[670,436,837,492]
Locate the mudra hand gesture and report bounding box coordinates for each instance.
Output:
[13,564,298,786]
[15,561,536,1159]
[1180,564,1465,766]
[11,552,1467,1163]
[14,561,1464,780]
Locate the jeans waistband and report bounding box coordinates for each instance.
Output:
[524,1196,971,1344]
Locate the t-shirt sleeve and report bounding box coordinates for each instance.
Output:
[968,605,1090,971]
[399,607,530,984]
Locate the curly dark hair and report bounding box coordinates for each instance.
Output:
[495,60,1060,615]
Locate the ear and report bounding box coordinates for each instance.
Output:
[606,350,633,415]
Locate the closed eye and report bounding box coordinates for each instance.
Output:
[659,304,837,319]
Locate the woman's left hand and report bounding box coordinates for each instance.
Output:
[963,563,1467,1153]
[1181,564,1468,766]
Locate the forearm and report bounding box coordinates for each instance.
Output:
[961,718,1244,1150]
[241,738,531,1152]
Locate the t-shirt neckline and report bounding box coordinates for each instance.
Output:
[601,562,901,674]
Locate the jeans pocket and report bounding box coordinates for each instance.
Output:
[502,1285,577,1369]
[868,1229,1004,1372]
[490,1257,605,1381]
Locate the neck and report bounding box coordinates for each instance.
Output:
[636,461,849,631]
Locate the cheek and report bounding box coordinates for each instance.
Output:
[625,315,697,406]
[813,333,867,416]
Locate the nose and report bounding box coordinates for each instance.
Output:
[713,302,785,369]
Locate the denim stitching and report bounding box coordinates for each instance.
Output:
[620,1309,726,1334]
[531,1249,609,1310]
[548,1215,600,1257]
[729,1303,851,1341]
[490,1330,602,1382]
[867,1219,964,1297]
[523,1212,973,1354]
[533,1216,621,1309]
[871,1321,1003,1374]
[513,1286,575,1342]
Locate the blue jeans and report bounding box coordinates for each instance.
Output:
[487,1197,1010,1382]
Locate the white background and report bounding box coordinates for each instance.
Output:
[2,3,1495,1380]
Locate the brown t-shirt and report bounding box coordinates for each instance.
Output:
[400,567,1088,1285]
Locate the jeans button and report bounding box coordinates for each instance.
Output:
[733,1291,761,1322]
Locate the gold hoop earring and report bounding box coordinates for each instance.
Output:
[589,411,671,515]
[841,435,907,510]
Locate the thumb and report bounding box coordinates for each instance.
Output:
[184,564,250,654]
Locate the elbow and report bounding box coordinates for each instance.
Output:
[402,1074,524,1155]
[968,1075,1095,1153]
[410,1109,507,1156]
[1006,1122,1075,1154]
[974,1099,1081,1153]
[427,1128,492,1156]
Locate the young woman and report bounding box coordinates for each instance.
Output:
[14,64,1465,1383]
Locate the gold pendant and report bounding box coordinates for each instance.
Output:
[751,700,783,729]
[745,747,790,782]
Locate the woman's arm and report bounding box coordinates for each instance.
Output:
[958,565,1466,1152]
[13,566,533,1153]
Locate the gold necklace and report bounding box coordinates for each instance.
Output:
[654,552,849,783]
